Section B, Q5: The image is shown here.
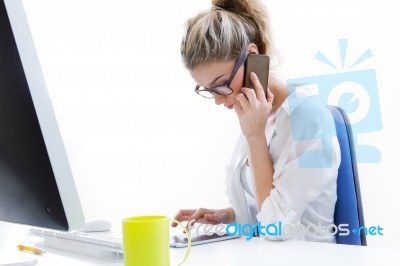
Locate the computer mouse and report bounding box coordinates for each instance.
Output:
[75,219,112,232]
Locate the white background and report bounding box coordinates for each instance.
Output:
[1,0,400,248]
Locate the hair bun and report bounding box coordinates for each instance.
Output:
[211,0,266,22]
[209,0,271,56]
[211,0,233,9]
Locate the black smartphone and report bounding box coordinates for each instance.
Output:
[243,54,270,94]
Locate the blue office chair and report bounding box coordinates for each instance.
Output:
[328,106,367,246]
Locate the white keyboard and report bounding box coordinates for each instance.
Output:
[28,228,123,261]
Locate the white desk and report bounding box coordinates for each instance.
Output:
[4,237,400,266]
[172,238,400,265]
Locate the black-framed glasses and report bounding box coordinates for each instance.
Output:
[195,47,247,99]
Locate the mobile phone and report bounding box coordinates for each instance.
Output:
[243,54,270,94]
[169,232,240,248]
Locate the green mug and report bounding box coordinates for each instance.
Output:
[122,215,191,266]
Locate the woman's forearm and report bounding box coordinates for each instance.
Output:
[246,134,274,211]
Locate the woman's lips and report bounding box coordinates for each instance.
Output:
[225,104,234,109]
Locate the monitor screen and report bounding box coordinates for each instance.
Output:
[0,0,84,230]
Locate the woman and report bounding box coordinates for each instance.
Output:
[172,0,340,243]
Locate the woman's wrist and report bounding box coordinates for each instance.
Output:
[245,132,267,146]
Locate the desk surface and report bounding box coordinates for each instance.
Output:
[5,237,399,266]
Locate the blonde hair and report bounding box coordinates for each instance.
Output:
[181,0,272,70]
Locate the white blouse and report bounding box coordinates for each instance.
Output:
[225,86,340,243]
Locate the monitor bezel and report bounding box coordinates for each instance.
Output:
[3,0,85,230]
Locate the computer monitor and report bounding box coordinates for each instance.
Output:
[0,0,85,231]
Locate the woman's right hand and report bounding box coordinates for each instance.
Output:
[171,207,235,229]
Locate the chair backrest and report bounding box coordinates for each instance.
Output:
[328,106,367,246]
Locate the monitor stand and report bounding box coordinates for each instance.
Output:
[0,250,37,266]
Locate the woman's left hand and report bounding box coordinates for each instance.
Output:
[233,72,274,140]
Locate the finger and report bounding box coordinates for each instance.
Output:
[233,102,243,117]
[235,92,250,110]
[171,209,196,227]
[187,208,209,224]
[250,72,266,102]
[184,209,205,230]
[240,87,257,105]
[204,213,223,224]
[266,87,274,103]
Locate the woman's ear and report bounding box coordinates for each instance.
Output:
[247,43,259,55]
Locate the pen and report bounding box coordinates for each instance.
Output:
[17,244,46,255]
